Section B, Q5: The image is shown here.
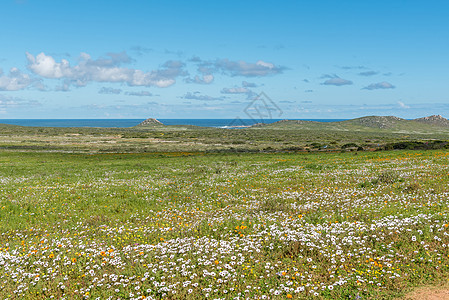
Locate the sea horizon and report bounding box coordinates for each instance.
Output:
[0,118,348,128]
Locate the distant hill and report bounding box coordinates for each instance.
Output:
[133,118,209,131]
[135,118,164,127]
[340,116,405,129]
[0,123,20,127]
[413,115,449,127]
[129,115,449,135]
[250,115,449,135]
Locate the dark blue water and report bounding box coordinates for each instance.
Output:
[0,119,346,128]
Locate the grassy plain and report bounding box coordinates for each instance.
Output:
[1,120,449,153]
[1,147,449,299]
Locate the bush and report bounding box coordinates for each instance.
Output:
[309,142,322,149]
[283,146,304,151]
[404,182,421,193]
[358,170,401,187]
[384,140,448,150]
[341,143,358,149]
[260,198,290,213]
[377,170,400,184]
[358,180,374,188]
[121,133,149,138]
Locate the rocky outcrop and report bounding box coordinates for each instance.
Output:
[414,115,449,127]
[137,118,164,126]
[346,116,405,129]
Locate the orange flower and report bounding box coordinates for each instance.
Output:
[287,294,293,298]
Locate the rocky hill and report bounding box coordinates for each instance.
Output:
[340,116,405,129]
[136,118,164,127]
[413,115,449,127]
[252,115,449,134]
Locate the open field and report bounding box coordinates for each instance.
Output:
[3,0,449,298]
[1,149,449,299]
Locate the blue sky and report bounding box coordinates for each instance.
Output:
[0,0,448,119]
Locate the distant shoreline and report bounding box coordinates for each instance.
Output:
[0,119,347,128]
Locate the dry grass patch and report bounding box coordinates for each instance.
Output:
[402,285,449,300]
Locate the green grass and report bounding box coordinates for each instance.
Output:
[1,150,449,299]
[1,121,449,153]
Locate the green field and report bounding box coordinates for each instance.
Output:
[1,148,449,299]
[2,116,449,154]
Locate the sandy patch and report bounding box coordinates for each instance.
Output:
[403,287,449,300]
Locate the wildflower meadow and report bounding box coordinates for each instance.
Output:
[1,150,448,299]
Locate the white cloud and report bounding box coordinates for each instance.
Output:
[26,52,72,78]
[321,75,353,86]
[26,52,185,88]
[363,81,395,90]
[255,60,274,69]
[221,87,251,94]
[55,82,70,92]
[358,71,378,76]
[214,59,285,77]
[398,101,410,109]
[202,74,214,83]
[185,74,214,84]
[242,81,257,87]
[0,94,40,112]
[0,67,40,91]
[99,87,122,94]
[125,91,153,97]
[220,86,257,100]
[182,92,223,101]
[190,56,285,78]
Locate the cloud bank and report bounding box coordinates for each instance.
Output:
[363,82,395,90]
[321,74,353,86]
[187,57,286,84]
[125,91,153,97]
[213,59,285,77]
[358,71,378,76]
[182,92,223,101]
[0,68,41,91]
[26,52,185,88]
[99,87,122,94]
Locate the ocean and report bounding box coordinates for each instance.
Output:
[0,119,346,128]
